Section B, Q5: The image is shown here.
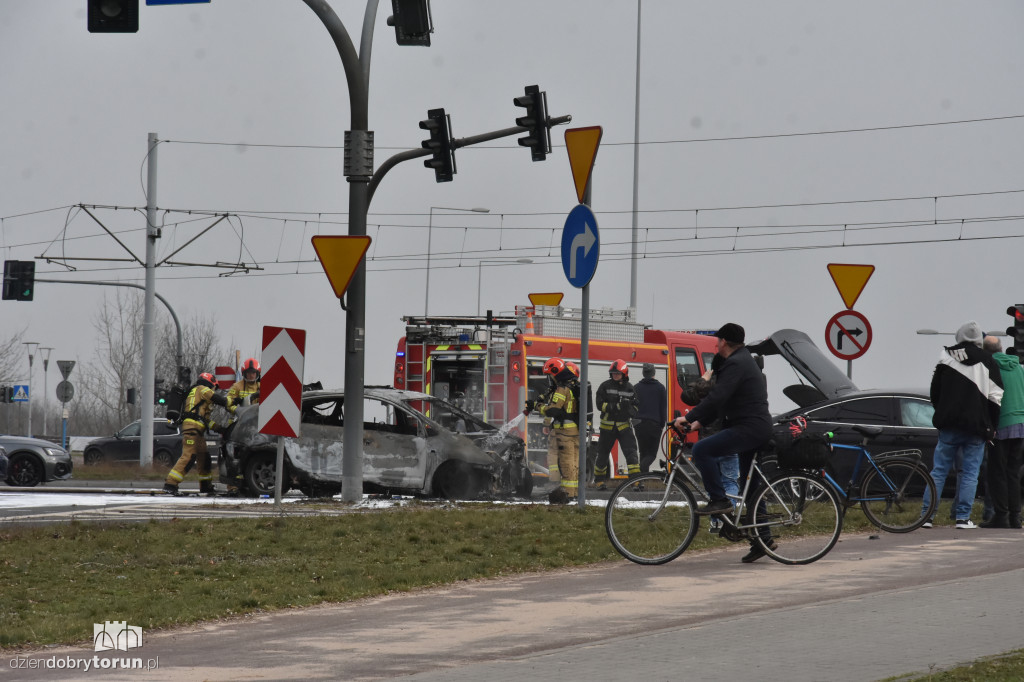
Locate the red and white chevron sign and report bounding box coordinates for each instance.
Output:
[258,326,306,438]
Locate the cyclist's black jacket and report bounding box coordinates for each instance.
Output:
[685,347,771,439]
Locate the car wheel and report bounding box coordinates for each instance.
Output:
[432,460,479,500]
[244,452,290,497]
[6,453,44,487]
[83,448,105,465]
[153,449,175,469]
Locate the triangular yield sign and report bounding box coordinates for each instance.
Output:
[529,292,564,307]
[565,126,603,204]
[827,263,875,309]
[311,235,372,299]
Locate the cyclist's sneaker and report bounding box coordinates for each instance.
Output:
[955,519,977,529]
[698,498,733,515]
[921,520,933,529]
[708,517,721,534]
[741,539,777,564]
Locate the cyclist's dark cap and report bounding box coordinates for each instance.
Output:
[714,323,745,344]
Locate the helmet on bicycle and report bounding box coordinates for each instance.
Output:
[609,359,628,378]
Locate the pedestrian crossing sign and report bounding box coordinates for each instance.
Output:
[11,385,28,402]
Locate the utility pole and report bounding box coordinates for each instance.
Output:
[139,132,159,467]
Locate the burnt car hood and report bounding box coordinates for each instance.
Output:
[748,329,858,407]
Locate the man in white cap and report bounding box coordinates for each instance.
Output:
[922,321,1003,529]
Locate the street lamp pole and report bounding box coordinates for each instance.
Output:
[39,347,53,438]
[477,258,533,316]
[426,207,490,317]
[22,341,38,438]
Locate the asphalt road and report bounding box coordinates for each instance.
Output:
[4,527,1023,682]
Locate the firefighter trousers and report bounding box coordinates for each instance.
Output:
[594,424,640,480]
[165,428,214,490]
[549,430,579,497]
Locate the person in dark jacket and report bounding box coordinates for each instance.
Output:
[673,323,773,562]
[593,360,640,487]
[635,363,667,473]
[921,321,1003,529]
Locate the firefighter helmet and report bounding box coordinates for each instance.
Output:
[565,361,580,378]
[241,358,260,377]
[609,359,629,378]
[543,357,566,376]
[197,372,216,388]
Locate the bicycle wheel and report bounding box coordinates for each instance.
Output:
[859,459,936,533]
[605,473,698,565]
[751,472,843,565]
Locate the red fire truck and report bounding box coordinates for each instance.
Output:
[394,305,720,480]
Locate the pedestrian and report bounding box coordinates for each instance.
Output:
[163,372,231,496]
[635,363,667,473]
[593,360,640,488]
[672,323,774,562]
[921,321,1003,529]
[680,358,741,527]
[534,357,580,504]
[980,336,1024,529]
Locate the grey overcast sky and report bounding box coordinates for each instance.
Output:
[2,1,1023,414]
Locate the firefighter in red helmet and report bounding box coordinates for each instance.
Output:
[594,359,640,488]
[535,357,579,504]
[228,358,261,413]
[164,372,229,495]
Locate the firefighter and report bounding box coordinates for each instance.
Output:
[535,357,579,504]
[594,359,640,489]
[163,372,230,496]
[564,361,595,481]
[227,358,261,413]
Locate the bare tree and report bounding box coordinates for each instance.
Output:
[156,312,234,387]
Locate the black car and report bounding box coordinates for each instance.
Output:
[750,330,942,488]
[83,419,184,468]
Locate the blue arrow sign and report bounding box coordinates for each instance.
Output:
[11,385,28,402]
[561,204,600,288]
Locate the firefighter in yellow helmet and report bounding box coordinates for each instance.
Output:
[227,358,261,414]
[163,372,230,496]
[535,357,579,504]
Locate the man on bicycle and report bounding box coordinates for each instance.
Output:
[672,323,774,562]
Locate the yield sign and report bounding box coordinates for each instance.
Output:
[827,263,875,309]
[565,126,603,204]
[258,326,306,438]
[312,235,372,299]
[57,360,76,380]
[528,292,564,307]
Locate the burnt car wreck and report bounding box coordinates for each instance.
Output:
[220,386,533,500]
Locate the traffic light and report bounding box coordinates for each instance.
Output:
[2,260,35,301]
[126,388,137,405]
[387,0,432,46]
[1006,305,1024,362]
[514,85,550,162]
[0,386,8,403]
[420,108,455,182]
[154,378,166,406]
[87,0,139,33]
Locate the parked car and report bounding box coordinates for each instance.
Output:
[750,329,941,489]
[221,386,534,499]
[1,434,73,487]
[83,419,183,468]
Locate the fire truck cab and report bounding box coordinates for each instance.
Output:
[395,306,719,481]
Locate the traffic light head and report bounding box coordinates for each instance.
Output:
[514,85,550,162]
[2,260,35,301]
[1006,305,1024,362]
[126,387,138,405]
[87,0,139,33]
[420,108,455,182]
[387,0,432,46]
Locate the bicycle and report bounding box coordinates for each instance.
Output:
[779,423,937,533]
[604,423,844,566]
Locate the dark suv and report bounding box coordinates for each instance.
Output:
[83,419,184,468]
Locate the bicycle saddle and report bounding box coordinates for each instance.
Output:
[852,424,884,437]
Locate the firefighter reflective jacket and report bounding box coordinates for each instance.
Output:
[227,379,260,413]
[539,383,579,433]
[596,378,639,430]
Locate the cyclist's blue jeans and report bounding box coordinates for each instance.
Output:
[923,428,986,521]
[719,454,740,501]
[692,427,766,502]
